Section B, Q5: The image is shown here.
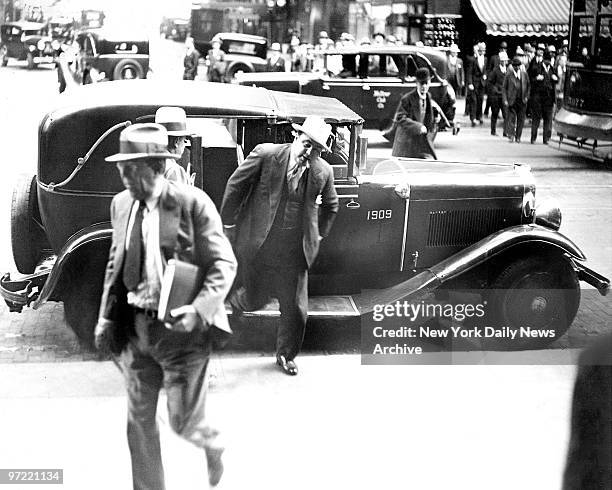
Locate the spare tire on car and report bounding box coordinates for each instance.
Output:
[11,174,51,274]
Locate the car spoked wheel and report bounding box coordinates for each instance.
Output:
[0,45,8,66]
[484,255,580,350]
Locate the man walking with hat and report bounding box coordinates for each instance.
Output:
[221,116,339,376]
[503,57,531,143]
[95,123,236,489]
[155,106,191,185]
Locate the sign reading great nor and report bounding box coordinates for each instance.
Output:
[489,23,569,35]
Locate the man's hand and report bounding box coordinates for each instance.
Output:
[468,83,474,91]
[169,305,203,333]
[420,125,428,134]
[94,318,117,354]
[536,74,544,81]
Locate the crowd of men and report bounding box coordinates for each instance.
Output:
[450,40,568,144]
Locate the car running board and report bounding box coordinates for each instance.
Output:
[227,295,360,318]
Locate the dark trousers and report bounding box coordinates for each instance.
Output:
[531,96,554,143]
[469,87,484,122]
[489,95,506,135]
[506,101,526,141]
[117,312,218,490]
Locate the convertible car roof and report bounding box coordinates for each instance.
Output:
[52,80,363,125]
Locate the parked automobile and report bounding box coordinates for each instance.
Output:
[0,21,55,68]
[196,32,269,81]
[71,28,149,83]
[235,45,458,132]
[1,79,608,351]
[160,17,189,42]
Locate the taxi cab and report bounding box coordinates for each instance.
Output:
[235,45,457,132]
[1,80,608,351]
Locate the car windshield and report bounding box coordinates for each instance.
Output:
[220,39,266,58]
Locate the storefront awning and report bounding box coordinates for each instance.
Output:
[471,0,570,37]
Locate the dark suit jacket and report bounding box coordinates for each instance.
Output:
[503,67,530,106]
[99,180,237,334]
[266,55,286,72]
[183,49,200,80]
[487,65,507,97]
[530,62,556,104]
[220,143,338,269]
[391,90,437,159]
[466,55,488,92]
[446,56,464,89]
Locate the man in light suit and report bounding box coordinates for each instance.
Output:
[95,123,236,489]
[503,57,530,143]
[221,116,339,375]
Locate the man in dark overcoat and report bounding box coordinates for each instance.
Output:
[503,57,530,143]
[95,123,237,489]
[529,52,558,144]
[220,116,339,375]
[391,67,439,159]
[487,51,509,137]
[183,37,200,80]
[466,42,488,126]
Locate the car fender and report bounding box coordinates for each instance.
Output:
[355,224,596,315]
[32,222,111,309]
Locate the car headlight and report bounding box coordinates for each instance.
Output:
[37,40,45,50]
[535,198,562,231]
[394,183,410,199]
[522,189,535,220]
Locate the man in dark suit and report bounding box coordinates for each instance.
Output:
[530,52,558,144]
[266,42,286,72]
[183,36,200,80]
[221,116,339,376]
[391,67,440,159]
[466,42,488,126]
[487,51,509,137]
[95,123,237,489]
[503,57,530,143]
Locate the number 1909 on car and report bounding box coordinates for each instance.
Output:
[367,209,392,220]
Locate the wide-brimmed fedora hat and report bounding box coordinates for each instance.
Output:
[105,123,180,162]
[155,106,191,137]
[449,43,460,53]
[291,116,333,151]
[269,42,282,51]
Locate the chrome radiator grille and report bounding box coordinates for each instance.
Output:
[427,208,507,247]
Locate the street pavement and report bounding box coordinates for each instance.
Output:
[0,353,579,490]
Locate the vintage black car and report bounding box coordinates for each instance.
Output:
[0,21,55,68]
[160,17,189,42]
[71,28,149,83]
[235,45,457,132]
[1,80,608,351]
[197,32,269,81]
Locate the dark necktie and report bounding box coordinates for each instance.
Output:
[288,163,304,194]
[123,201,146,291]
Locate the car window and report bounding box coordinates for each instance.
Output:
[405,55,418,79]
[323,126,350,166]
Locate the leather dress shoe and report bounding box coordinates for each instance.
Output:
[206,447,224,487]
[276,355,298,376]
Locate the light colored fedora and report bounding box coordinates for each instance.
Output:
[449,43,460,53]
[269,42,282,51]
[105,123,180,162]
[291,116,333,151]
[155,106,191,136]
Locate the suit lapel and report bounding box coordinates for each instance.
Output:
[112,193,133,274]
[158,180,181,257]
[268,144,291,222]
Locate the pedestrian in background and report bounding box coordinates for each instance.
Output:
[206,39,226,82]
[555,51,568,113]
[95,123,237,489]
[466,42,487,126]
[446,43,464,97]
[503,57,530,143]
[488,51,509,137]
[464,44,478,116]
[266,42,286,72]
[182,37,200,81]
[221,116,338,377]
[391,67,440,159]
[484,41,508,117]
[155,106,191,185]
[530,51,557,144]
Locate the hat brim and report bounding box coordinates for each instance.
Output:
[167,129,191,137]
[105,152,180,163]
[291,123,333,151]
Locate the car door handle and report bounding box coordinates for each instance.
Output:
[346,199,360,209]
[362,84,370,90]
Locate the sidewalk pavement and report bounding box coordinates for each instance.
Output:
[0,353,578,490]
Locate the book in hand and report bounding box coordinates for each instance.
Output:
[158,259,204,326]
